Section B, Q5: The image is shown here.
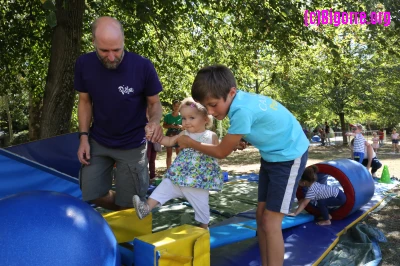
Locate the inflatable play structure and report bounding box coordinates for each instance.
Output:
[0,133,390,265]
[0,191,120,266]
[311,135,321,142]
[297,159,375,220]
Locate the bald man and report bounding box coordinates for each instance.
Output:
[74,16,164,210]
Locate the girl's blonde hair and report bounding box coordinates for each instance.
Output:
[180,97,213,129]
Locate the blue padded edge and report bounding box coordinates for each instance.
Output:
[210,224,256,249]
[238,213,314,230]
[133,239,155,266]
[119,245,134,266]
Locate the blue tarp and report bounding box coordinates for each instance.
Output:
[6,133,81,178]
[0,133,81,199]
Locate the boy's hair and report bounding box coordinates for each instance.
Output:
[301,165,318,183]
[191,64,237,103]
[180,97,214,129]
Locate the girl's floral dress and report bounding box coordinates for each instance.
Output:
[165,130,223,191]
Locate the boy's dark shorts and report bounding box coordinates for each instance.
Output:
[258,150,308,214]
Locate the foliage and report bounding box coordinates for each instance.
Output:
[0,0,399,144]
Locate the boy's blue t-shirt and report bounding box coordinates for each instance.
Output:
[74,51,163,149]
[227,90,309,162]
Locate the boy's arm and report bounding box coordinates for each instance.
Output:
[176,133,243,159]
[211,132,220,145]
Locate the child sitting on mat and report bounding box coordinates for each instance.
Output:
[288,165,346,226]
[132,97,222,229]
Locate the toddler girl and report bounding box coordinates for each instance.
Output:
[133,98,222,229]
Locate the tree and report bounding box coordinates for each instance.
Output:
[1,0,399,144]
[39,0,85,138]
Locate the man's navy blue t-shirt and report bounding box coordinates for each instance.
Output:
[74,51,163,149]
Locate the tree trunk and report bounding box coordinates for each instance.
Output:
[39,0,85,139]
[28,90,42,141]
[339,112,347,145]
[2,95,13,142]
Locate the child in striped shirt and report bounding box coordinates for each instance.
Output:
[346,124,367,163]
[288,165,346,226]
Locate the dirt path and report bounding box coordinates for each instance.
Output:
[154,144,400,178]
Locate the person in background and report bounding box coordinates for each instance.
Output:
[163,100,183,169]
[371,132,380,154]
[324,121,331,145]
[75,16,163,210]
[303,127,310,140]
[345,124,367,163]
[378,128,384,146]
[350,138,382,179]
[319,127,326,146]
[391,128,399,154]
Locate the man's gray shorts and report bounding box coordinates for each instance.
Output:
[80,139,149,207]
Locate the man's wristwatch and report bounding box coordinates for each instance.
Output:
[78,132,89,139]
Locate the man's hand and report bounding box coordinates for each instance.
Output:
[77,137,91,165]
[176,135,192,149]
[145,124,154,140]
[147,122,163,143]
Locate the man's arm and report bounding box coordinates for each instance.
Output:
[177,133,243,159]
[147,94,163,143]
[77,92,92,165]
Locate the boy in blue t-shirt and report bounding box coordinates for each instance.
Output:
[177,64,309,266]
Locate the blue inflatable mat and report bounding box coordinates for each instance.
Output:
[210,224,256,249]
[237,213,314,230]
[237,173,259,182]
[210,213,314,249]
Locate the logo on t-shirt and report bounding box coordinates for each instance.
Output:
[118,85,134,95]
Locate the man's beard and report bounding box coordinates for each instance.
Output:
[96,50,124,69]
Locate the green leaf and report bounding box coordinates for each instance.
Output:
[43,0,56,11]
[46,11,57,28]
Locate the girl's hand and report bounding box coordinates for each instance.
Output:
[287,213,296,217]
